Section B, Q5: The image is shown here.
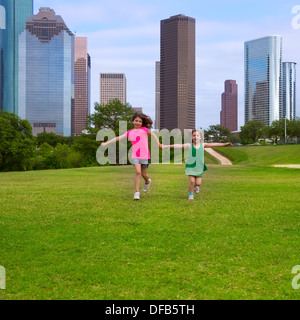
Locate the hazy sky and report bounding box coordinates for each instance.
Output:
[35,0,300,130]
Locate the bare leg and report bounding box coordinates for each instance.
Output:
[141,167,149,184]
[134,164,141,192]
[195,177,202,188]
[188,176,195,193]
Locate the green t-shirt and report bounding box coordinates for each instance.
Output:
[185,143,208,177]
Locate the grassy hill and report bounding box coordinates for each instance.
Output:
[213,144,300,166]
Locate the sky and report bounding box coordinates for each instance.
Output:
[35,0,300,130]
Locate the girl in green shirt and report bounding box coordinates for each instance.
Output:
[164,130,232,200]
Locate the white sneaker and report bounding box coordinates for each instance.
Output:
[143,178,151,192]
[134,191,140,200]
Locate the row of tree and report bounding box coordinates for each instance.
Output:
[1,99,300,171]
[0,100,134,171]
[205,119,300,144]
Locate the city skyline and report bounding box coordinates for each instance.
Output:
[20,0,300,129]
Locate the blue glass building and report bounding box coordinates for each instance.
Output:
[0,0,33,113]
[282,62,296,121]
[18,8,74,136]
[244,36,282,126]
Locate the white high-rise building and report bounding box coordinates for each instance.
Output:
[244,36,282,126]
[100,73,126,105]
[282,62,296,121]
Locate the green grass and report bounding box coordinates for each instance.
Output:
[213,144,300,165]
[0,145,300,300]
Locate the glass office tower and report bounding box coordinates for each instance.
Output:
[18,8,74,136]
[282,62,296,121]
[0,0,33,113]
[244,36,282,126]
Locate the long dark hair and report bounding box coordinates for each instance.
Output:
[132,112,153,129]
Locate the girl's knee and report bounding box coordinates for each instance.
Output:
[196,178,202,186]
[189,177,195,184]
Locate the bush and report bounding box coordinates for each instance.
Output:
[0,111,36,171]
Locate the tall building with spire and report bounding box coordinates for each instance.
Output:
[220,80,238,132]
[160,14,195,131]
[18,7,74,136]
[0,0,33,113]
[72,36,91,136]
[244,35,282,126]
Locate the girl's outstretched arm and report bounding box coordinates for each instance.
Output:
[100,133,127,147]
[149,131,163,149]
[204,142,233,148]
[164,143,190,149]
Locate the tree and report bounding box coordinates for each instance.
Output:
[85,99,135,165]
[86,99,135,135]
[71,133,99,166]
[204,125,232,142]
[289,119,300,137]
[36,131,75,147]
[267,119,284,143]
[267,119,300,143]
[239,120,266,144]
[0,111,36,171]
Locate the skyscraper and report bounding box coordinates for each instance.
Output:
[155,61,160,129]
[244,35,282,126]
[100,73,126,105]
[0,0,33,113]
[282,62,296,120]
[160,14,195,131]
[18,7,74,136]
[72,36,91,136]
[220,80,238,132]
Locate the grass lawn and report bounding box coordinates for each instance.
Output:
[0,145,300,300]
[213,144,300,165]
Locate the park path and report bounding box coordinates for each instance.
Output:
[273,164,300,168]
[205,148,233,165]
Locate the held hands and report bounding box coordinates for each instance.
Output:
[100,142,106,147]
[159,144,168,150]
[226,142,233,147]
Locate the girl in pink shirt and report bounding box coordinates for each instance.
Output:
[101,112,162,200]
